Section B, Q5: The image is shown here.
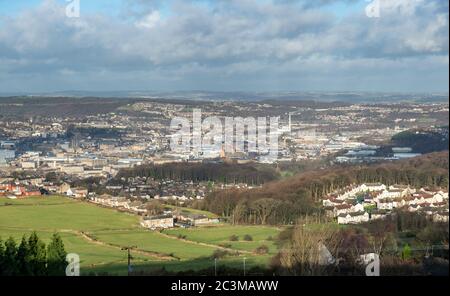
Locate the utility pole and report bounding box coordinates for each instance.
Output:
[122,246,137,276]
[214,258,217,276]
[243,257,246,276]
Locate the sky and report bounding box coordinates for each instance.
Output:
[0,0,448,93]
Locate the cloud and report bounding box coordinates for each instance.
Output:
[135,10,161,28]
[0,0,447,92]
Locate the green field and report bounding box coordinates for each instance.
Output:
[0,196,281,275]
[164,204,219,219]
[163,225,281,254]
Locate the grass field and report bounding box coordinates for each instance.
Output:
[0,196,281,275]
[164,204,219,219]
[163,225,282,254]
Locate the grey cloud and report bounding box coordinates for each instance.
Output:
[0,0,447,92]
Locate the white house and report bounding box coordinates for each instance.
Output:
[361,183,386,192]
[334,204,353,217]
[337,212,369,224]
[141,214,174,230]
[377,199,394,210]
[350,203,365,213]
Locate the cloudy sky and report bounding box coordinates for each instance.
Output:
[0,0,448,93]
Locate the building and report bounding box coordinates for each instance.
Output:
[141,214,174,230]
[337,212,369,224]
[58,182,71,194]
[361,183,386,192]
[175,213,219,226]
[0,183,42,197]
[67,187,88,199]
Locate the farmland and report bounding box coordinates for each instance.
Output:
[163,225,281,254]
[0,196,282,275]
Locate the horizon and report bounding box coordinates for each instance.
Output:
[1,89,449,95]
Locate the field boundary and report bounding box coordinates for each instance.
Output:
[79,231,176,261]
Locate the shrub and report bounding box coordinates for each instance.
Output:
[229,235,239,241]
[401,244,412,260]
[255,245,269,255]
[211,249,229,259]
[243,234,253,241]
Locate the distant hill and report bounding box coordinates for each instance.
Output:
[1,91,448,103]
[391,127,449,154]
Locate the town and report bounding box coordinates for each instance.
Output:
[1,98,448,233]
[1,98,448,175]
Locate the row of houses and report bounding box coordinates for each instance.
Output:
[337,211,370,224]
[105,177,207,200]
[323,183,449,224]
[91,194,151,215]
[89,193,219,230]
[0,183,42,198]
[0,180,91,200]
[140,214,174,229]
[140,212,220,230]
[90,194,137,209]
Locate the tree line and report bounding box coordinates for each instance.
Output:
[114,162,279,185]
[0,232,67,276]
[203,152,449,225]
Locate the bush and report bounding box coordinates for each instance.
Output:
[229,235,239,241]
[401,244,412,260]
[211,249,229,259]
[219,243,232,248]
[266,236,273,241]
[255,245,269,255]
[243,234,253,241]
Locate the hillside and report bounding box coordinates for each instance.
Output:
[205,152,449,224]
[0,196,279,275]
[391,127,449,154]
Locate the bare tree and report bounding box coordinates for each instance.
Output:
[251,198,280,225]
[275,225,342,275]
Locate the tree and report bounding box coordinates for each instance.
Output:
[337,228,369,266]
[47,233,68,276]
[272,225,341,276]
[17,236,31,275]
[45,172,59,182]
[3,237,18,276]
[231,201,249,224]
[252,198,280,225]
[401,244,412,261]
[145,200,164,215]
[0,237,5,275]
[1,232,68,276]
[28,232,47,276]
[366,220,397,256]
